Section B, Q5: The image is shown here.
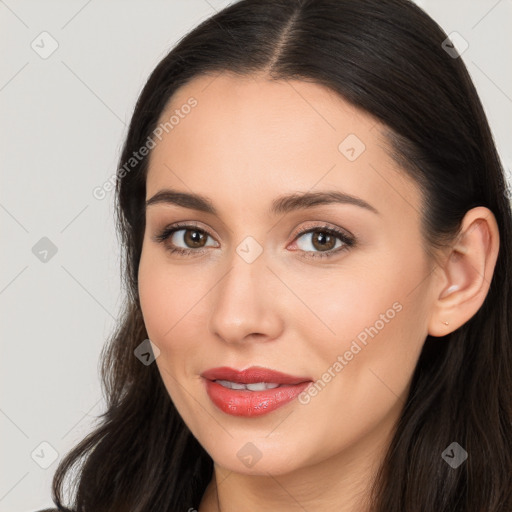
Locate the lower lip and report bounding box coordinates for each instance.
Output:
[204,379,311,417]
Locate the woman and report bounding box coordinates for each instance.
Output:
[40,0,512,510]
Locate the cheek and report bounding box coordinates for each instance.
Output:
[138,250,209,421]
[293,246,428,356]
[137,246,216,396]
[298,240,427,368]
[138,246,200,342]
[301,244,431,425]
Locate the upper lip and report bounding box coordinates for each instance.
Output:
[201,366,312,385]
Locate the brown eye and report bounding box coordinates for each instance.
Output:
[154,225,218,255]
[295,229,344,253]
[181,229,208,248]
[311,231,337,251]
[292,225,356,260]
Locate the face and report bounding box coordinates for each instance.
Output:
[138,72,436,476]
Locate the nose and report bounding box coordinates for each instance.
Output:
[208,251,284,345]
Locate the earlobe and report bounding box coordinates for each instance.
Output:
[428,207,500,337]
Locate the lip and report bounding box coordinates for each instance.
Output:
[201,366,312,417]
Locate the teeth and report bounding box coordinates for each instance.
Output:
[216,380,246,390]
[216,380,280,391]
[246,382,279,391]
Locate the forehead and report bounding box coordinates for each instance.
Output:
[146,72,422,223]
[155,72,377,159]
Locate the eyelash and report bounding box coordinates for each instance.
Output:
[153,221,356,260]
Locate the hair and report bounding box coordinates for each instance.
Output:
[42,0,512,511]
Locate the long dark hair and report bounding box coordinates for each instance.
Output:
[44,0,512,510]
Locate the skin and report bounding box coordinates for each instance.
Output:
[137,72,500,512]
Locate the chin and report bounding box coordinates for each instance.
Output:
[201,434,312,476]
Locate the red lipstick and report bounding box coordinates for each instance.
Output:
[201,366,312,417]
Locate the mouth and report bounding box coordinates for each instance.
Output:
[201,366,313,417]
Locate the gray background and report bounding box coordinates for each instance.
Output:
[1,1,510,510]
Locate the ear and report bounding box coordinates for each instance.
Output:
[428,206,500,337]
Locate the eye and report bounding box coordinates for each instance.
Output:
[291,224,355,259]
[153,222,218,256]
[153,222,356,259]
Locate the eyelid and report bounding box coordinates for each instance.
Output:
[152,220,219,244]
[287,223,355,259]
[289,221,355,244]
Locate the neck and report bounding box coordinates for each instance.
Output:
[198,414,397,512]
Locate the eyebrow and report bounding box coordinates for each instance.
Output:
[145,189,379,216]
